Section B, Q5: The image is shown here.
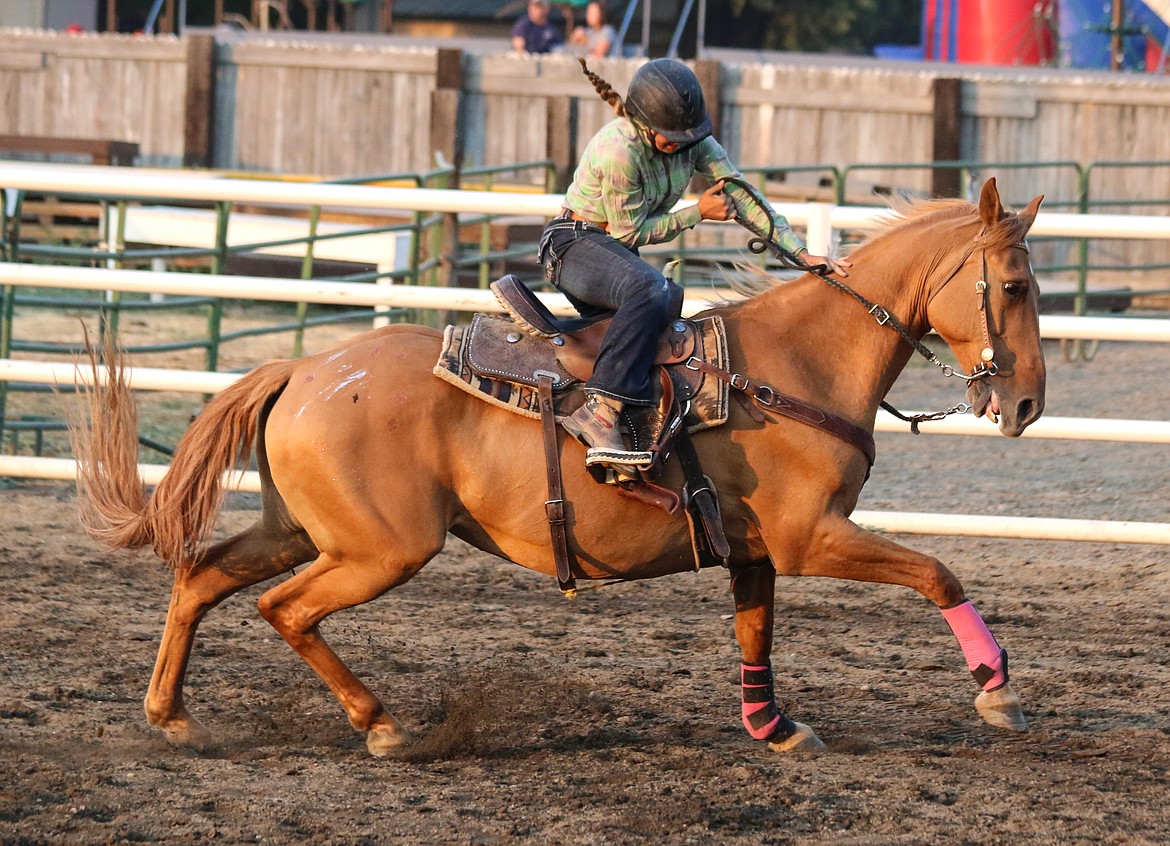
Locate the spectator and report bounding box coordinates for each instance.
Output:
[569,1,615,59]
[512,0,564,54]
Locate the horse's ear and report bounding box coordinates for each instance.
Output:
[978,178,1004,227]
[1016,194,1045,236]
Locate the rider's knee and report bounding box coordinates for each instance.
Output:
[628,269,679,315]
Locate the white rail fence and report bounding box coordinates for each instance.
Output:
[2,163,1169,545]
[7,262,1170,344]
[6,162,1170,253]
[2,266,1168,545]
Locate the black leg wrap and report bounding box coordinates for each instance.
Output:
[764,714,798,744]
[742,663,790,740]
[746,701,780,733]
[742,683,775,704]
[741,665,773,686]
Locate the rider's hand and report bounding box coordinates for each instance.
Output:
[802,252,852,278]
[698,180,735,221]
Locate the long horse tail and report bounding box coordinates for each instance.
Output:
[69,334,294,573]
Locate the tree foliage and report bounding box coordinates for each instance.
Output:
[706,0,922,54]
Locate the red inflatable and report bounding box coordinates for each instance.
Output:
[924,0,1056,65]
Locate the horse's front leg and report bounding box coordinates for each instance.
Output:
[781,514,1027,732]
[731,564,825,752]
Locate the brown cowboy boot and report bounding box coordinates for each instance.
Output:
[562,393,653,468]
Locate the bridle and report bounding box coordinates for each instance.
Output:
[812,238,1010,386]
[924,235,1017,384]
[721,176,1027,429]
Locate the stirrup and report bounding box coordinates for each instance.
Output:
[584,445,655,468]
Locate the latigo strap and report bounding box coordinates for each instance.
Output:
[537,374,577,595]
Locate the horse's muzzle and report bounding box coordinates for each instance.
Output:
[1000,393,1044,437]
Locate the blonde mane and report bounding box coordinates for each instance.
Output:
[871,195,1033,252]
[724,194,1031,300]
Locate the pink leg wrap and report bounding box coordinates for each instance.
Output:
[941,600,1007,690]
[741,663,794,741]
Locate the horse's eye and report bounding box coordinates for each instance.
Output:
[1003,280,1027,299]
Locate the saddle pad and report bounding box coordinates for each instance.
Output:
[434,314,730,433]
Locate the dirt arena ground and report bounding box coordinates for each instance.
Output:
[1,319,1168,845]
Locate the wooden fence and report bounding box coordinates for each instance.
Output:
[0,30,208,166]
[3,29,1170,274]
[4,30,1170,191]
[218,39,438,176]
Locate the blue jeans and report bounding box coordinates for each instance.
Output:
[540,218,683,406]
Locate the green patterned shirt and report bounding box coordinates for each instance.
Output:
[563,117,805,255]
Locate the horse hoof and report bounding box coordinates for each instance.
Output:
[366,724,410,757]
[159,716,215,751]
[766,721,825,753]
[975,683,1028,732]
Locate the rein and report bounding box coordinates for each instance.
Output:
[721,176,1005,431]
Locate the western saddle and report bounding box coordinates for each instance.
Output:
[476,274,733,593]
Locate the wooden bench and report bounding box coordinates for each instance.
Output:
[0,135,139,166]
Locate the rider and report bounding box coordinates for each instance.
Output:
[540,58,851,467]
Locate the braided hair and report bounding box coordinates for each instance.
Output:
[578,58,625,117]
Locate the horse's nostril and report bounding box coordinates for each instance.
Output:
[1017,398,1035,424]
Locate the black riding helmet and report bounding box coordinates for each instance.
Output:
[624,58,712,146]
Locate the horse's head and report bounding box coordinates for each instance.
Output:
[926,178,1046,437]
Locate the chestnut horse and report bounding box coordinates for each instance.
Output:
[70,178,1045,756]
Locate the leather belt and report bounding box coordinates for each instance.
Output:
[564,209,609,232]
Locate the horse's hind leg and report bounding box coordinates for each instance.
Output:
[776,515,1026,732]
[145,521,317,748]
[731,564,825,752]
[256,547,438,757]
